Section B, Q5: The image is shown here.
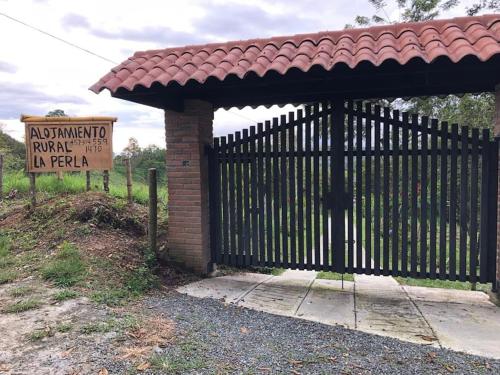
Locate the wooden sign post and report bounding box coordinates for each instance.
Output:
[21,115,117,205]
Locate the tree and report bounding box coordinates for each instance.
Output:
[121,137,141,159]
[46,109,68,117]
[347,0,499,28]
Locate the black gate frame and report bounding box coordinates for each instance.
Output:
[208,100,498,284]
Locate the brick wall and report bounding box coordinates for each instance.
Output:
[164,100,213,274]
[495,85,500,292]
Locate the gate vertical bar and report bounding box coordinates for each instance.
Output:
[391,110,400,274]
[373,106,381,275]
[313,104,321,268]
[429,119,438,279]
[365,104,373,274]
[257,124,266,266]
[401,112,409,277]
[265,121,273,267]
[297,111,305,269]
[235,131,243,266]
[272,118,281,266]
[250,126,259,266]
[228,134,236,266]
[242,129,251,266]
[439,122,448,279]
[383,107,391,275]
[459,126,469,281]
[420,117,429,276]
[347,101,355,273]
[280,115,289,268]
[289,112,297,269]
[449,124,459,280]
[332,98,346,273]
[355,101,363,273]
[322,103,329,269]
[410,114,419,278]
[470,128,479,282]
[305,107,313,269]
[220,137,229,265]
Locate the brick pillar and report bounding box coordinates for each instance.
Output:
[495,84,500,293]
[164,100,213,274]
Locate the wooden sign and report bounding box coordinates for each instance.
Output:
[21,116,117,173]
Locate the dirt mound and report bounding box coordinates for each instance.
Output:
[71,195,146,236]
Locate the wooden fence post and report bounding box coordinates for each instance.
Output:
[0,154,3,201]
[125,158,133,204]
[57,171,63,180]
[103,170,109,193]
[148,168,157,255]
[86,171,91,192]
[29,172,36,207]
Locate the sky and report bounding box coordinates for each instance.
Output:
[0,0,479,152]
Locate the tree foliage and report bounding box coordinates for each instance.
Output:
[115,138,166,183]
[347,0,499,27]
[46,109,68,117]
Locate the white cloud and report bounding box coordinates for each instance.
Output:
[0,0,480,152]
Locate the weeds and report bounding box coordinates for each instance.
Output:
[41,242,86,287]
[317,272,355,282]
[90,288,129,307]
[3,298,41,313]
[28,329,51,342]
[0,269,18,284]
[126,266,159,295]
[53,289,79,302]
[80,314,139,335]
[9,286,35,297]
[56,322,73,333]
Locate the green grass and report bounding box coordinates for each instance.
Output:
[3,170,167,205]
[317,271,354,281]
[89,266,159,307]
[55,322,73,333]
[395,277,492,293]
[28,329,51,341]
[90,288,129,306]
[0,269,18,284]
[53,289,79,302]
[80,314,139,335]
[149,354,206,374]
[9,286,35,297]
[2,298,41,313]
[41,242,86,287]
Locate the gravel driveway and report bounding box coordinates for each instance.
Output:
[129,291,500,374]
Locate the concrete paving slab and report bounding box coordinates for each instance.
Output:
[297,279,355,328]
[238,275,313,316]
[403,285,494,306]
[176,273,272,303]
[407,289,500,359]
[355,275,438,346]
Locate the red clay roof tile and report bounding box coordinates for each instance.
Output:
[90,14,500,94]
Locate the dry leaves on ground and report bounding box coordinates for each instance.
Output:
[117,315,175,363]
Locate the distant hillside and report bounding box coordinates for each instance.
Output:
[0,131,25,171]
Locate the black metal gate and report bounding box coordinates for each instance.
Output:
[208,100,498,283]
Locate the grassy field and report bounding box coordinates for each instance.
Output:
[2,170,167,205]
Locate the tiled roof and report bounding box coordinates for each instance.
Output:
[90,14,500,95]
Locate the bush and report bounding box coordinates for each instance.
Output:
[41,242,86,287]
